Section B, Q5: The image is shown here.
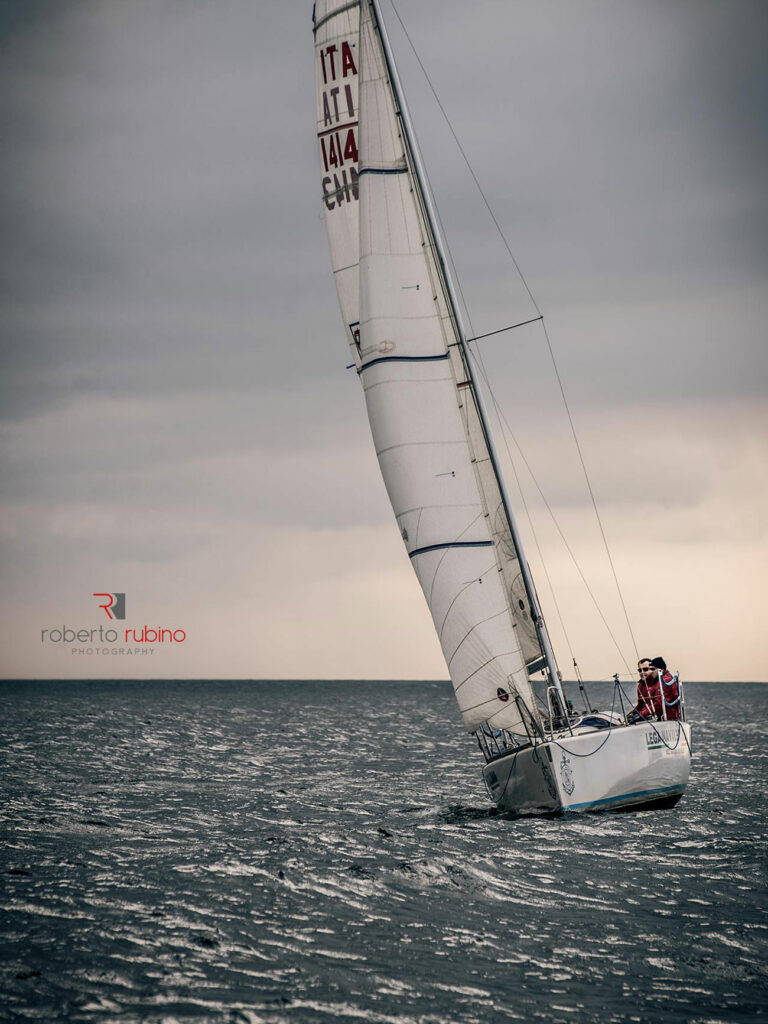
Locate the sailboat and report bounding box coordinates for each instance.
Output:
[313,0,692,813]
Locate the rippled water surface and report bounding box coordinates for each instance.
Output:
[1,680,766,1023]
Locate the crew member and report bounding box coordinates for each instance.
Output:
[651,656,681,720]
[627,659,662,723]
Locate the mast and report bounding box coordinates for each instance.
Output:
[368,0,566,710]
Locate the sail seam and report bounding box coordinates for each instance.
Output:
[461,681,522,715]
[447,608,508,670]
[376,439,464,456]
[454,650,520,694]
[396,502,479,517]
[438,563,497,643]
[361,375,453,393]
[359,313,446,322]
[408,540,493,559]
[425,512,485,607]
[313,1,360,34]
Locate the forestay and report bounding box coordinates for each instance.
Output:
[315,0,544,735]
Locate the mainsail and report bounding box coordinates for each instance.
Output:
[315,0,547,735]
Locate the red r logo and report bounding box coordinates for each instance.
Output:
[93,593,115,619]
[93,593,126,620]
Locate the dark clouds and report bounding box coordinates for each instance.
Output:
[2,0,765,418]
[0,1,334,422]
[413,9,766,270]
[0,0,765,678]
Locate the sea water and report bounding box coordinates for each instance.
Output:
[1,680,766,1024]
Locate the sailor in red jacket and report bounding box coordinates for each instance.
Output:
[651,655,681,720]
[627,658,662,723]
[628,656,681,723]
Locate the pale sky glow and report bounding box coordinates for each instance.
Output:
[1,0,766,683]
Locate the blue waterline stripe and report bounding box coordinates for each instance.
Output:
[564,783,684,812]
[358,166,409,175]
[408,541,494,559]
[359,353,449,373]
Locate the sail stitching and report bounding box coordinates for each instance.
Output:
[413,505,423,550]
[447,608,507,670]
[454,649,521,695]
[359,313,446,322]
[396,502,479,517]
[462,684,523,716]
[361,374,453,394]
[426,511,485,607]
[376,439,465,458]
[438,562,497,643]
[313,0,360,35]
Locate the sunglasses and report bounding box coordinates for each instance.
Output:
[638,666,654,673]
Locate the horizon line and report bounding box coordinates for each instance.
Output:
[0,677,764,685]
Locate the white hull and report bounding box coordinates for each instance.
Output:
[483,721,692,814]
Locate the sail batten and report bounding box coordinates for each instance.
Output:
[409,541,494,559]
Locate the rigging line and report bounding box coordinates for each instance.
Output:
[467,317,543,344]
[540,319,640,663]
[387,0,541,317]
[469,352,633,676]
[410,116,475,341]
[548,685,623,759]
[457,294,573,671]
[419,154,569,671]
[415,159,563,678]
[467,330,577,669]
[420,183,565,669]
[475,348,578,669]
[387,0,640,666]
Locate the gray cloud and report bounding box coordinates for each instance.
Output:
[0,0,765,679]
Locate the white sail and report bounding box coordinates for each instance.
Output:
[312,2,694,820]
[317,0,544,735]
[314,0,362,363]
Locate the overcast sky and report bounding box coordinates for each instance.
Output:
[1,0,766,684]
